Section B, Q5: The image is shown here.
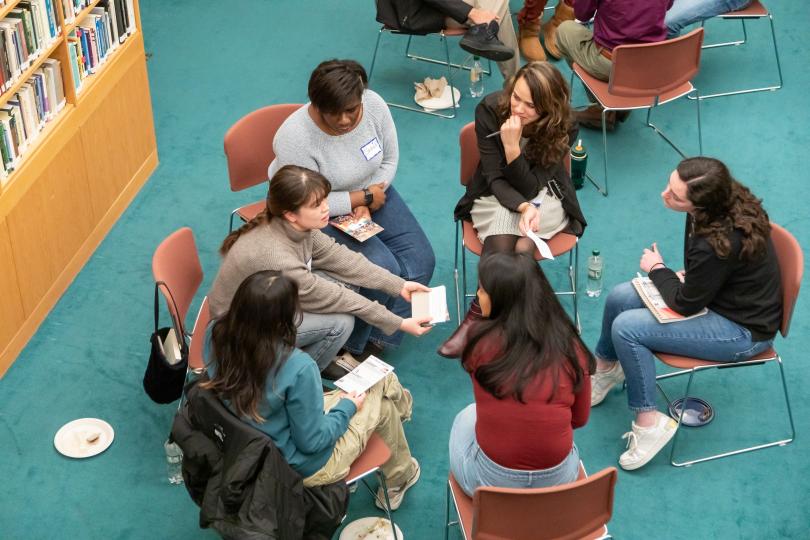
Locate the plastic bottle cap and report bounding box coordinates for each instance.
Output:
[575,139,583,151]
[592,249,600,256]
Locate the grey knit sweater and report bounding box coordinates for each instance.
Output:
[267,90,398,217]
[208,218,405,334]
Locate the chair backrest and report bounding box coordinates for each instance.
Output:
[472,467,618,540]
[188,297,211,371]
[770,223,804,337]
[224,103,302,192]
[459,122,573,187]
[610,28,704,98]
[152,227,203,336]
[459,122,478,187]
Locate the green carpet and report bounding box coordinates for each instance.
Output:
[1,0,808,537]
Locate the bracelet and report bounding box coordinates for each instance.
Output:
[648,262,666,273]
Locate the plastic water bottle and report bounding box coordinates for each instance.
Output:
[164,439,184,485]
[587,250,603,297]
[467,56,484,98]
[570,139,587,190]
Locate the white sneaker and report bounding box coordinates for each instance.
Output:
[619,412,678,470]
[375,457,420,511]
[591,361,625,406]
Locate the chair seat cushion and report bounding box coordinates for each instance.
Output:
[345,432,391,484]
[236,200,266,222]
[720,0,768,18]
[656,347,777,369]
[462,220,576,260]
[574,64,695,109]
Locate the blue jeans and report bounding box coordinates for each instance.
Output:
[448,404,581,497]
[595,281,773,412]
[322,186,435,354]
[296,312,354,370]
[665,0,752,36]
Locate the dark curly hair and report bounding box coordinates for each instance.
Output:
[498,61,572,169]
[678,157,770,261]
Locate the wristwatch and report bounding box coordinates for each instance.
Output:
[363,187,373,206]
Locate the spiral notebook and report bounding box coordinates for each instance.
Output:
[631,276,707,324]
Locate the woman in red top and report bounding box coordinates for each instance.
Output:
[449,252,595,496]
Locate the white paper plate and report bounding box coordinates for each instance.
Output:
[414,85,461,111]
[339,517,404,540]
[54,418,114,459]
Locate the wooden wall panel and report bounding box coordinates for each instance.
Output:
[81,58,156,219]
[7,136,94,314]
[0,218,25,352]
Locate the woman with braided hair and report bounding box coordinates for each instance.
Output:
[590,157,782,471]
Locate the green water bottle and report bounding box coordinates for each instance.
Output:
[570,139,587,190]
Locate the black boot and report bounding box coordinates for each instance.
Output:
[437,300,483,359]
[460,21,515,62]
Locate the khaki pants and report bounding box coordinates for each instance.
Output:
[445,0,520,80]
[556,20,612,82]
[303,373,415,488]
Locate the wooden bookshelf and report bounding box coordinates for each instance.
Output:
[0,0,157,376]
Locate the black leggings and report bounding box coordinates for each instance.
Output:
[481,234,536,260]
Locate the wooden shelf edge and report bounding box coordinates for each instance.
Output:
[0,148,157,378]
[0,37,65,110]
[65,0,102,33]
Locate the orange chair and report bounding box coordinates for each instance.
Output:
[654,223,800,467]
[445,464,617,540]
[368,26,491,119]
[692,1,782,99]
[571,28,704,196]
[224,103,302,231]
[188,297,210,372]
[346,432,402,539]
[453,122,580,329]
[151,227,204,339]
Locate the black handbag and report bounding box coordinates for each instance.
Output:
[143,282,189,404]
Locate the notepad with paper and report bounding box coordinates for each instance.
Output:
[334,356,394,394]
[411,285,450,324]
[631,276,707,324]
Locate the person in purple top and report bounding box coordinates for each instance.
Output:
[555,0,674,131]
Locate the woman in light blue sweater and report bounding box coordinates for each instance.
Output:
[204,270,421,509]
[268,59,435,357]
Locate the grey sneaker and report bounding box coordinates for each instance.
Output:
[591,361,625,406]
[619,412,678,470]
[374,458,420,511]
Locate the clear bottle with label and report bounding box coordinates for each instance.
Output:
[466,55,484,98]
[164,438,184,485]
[587,249,603,298]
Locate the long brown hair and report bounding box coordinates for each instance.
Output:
[498,61,572,168]
[220,165,331,255]
[462,252,595,403]
[202,270,301,422]
[678,157,770,261]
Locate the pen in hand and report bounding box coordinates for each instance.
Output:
[485,130,501,138]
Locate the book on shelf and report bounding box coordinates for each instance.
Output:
[329,213,384,242]
[0,1,59,94]
[631,276,708,324]
[0,57,65,185]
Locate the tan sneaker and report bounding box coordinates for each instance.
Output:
[591,361,625,406]
[374,458,420,511]
[619,412,678,470]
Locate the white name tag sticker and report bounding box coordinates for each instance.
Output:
[361,138,382,161]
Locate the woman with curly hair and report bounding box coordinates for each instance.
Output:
[591,157,782,471]
[441,61,586,357]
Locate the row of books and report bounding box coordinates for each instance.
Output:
[61,0,92,24]
[0,56,65,181]
[67,0,135,91]
[0,0,60,93]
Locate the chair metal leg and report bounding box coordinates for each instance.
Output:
[656,356,796,467]
[601,107,609,196]
[454,221,461,324]
[691,15,782,100]
[228,209,239,233]
[373,471,399,540]
[645,101,689,158]
[570,243,580,333]
[405,33,492,76]
[702,18,747,48]
[368,27,385,81]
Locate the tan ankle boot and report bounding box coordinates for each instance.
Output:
[542,1,575,60]
[518,19,546,62]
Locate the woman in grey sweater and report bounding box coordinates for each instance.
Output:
[268,59,435,357]
[208,165,432,371]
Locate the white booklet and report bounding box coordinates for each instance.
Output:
[411,285,450,324]
[526,229,555,260]
[334,356,394,394]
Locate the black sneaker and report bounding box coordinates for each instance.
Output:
[321,360,350,382]
[460,21,515,62]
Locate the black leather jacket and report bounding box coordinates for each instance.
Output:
[375,0,472,34]
[171,380,349,540]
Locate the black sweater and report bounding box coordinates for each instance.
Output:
[454,92,587,237]
[649,216,782,341]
